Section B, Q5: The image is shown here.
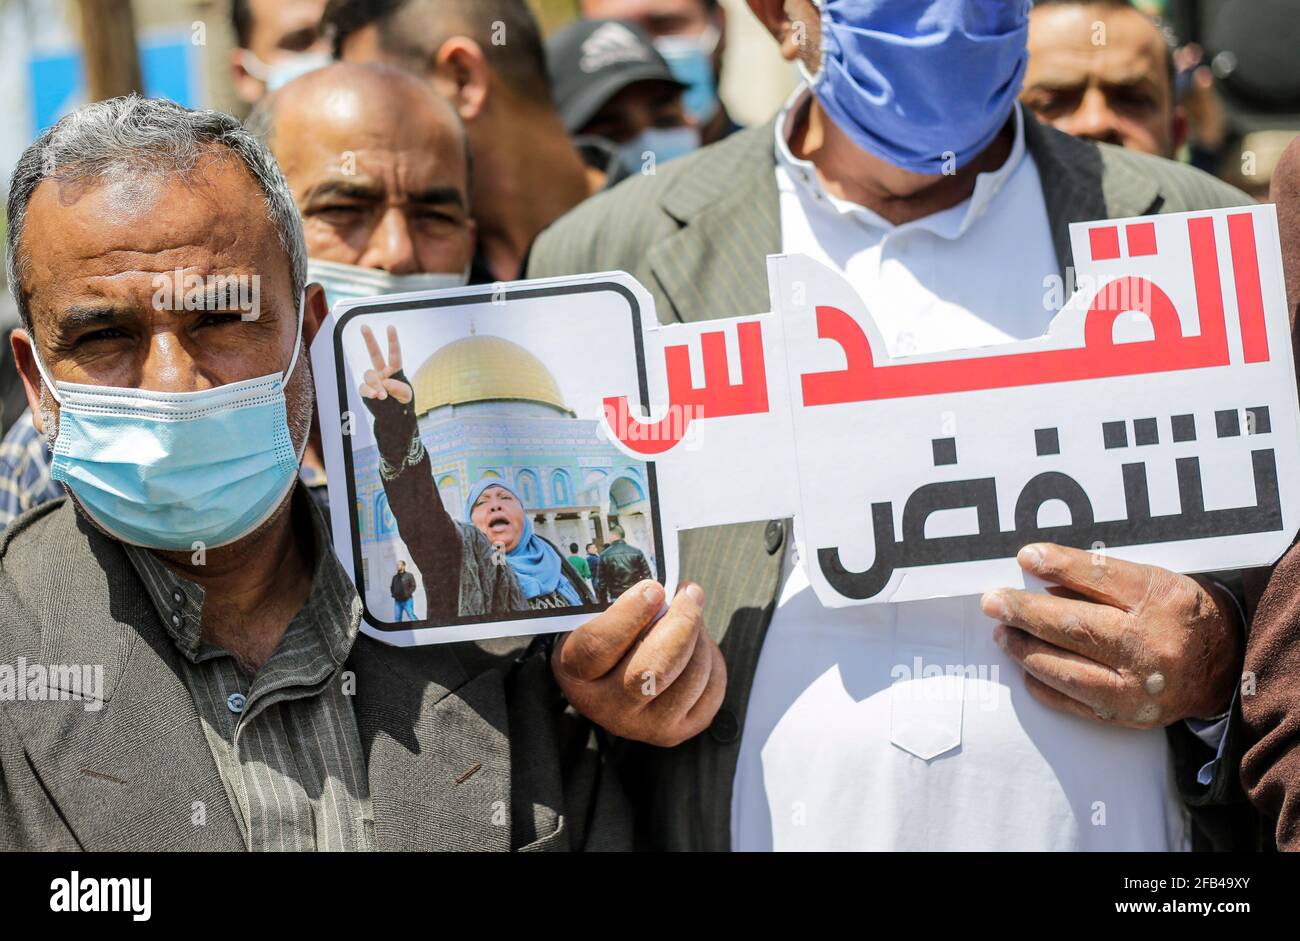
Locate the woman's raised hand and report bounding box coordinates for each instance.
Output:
[358,324,414,404]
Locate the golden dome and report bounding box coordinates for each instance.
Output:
[411,334,569,415]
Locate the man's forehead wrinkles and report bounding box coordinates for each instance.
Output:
[33,205,268,265]
[1032,46,1158,83]
[81,248,252,271]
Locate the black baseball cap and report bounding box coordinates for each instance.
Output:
[547,19,687,134]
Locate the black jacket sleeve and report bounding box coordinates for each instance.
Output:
[1164,569,1269,850]
[634,550,652,583]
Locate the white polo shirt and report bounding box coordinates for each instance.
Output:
[729,92,1191,851]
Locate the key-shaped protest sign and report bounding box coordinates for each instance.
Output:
[313,205,1299,645]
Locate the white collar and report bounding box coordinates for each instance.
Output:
[774,85,1028,239]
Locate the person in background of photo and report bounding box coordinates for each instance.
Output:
[390,560,417,621]
[581,0,742,145]
[547,19,698,176]
[0,409,54,531]
[586,542,603,599]
[1021,0,1184,158]
[249,62,476,293]
[466,480,596,610]
[598,524,654,602]
[568,542,593,582]
[0,297,25,439]
[230,0,332,105]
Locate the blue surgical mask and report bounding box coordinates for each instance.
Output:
[618,125,700,171]
[803,0,1031,175]
[654,24,721,124]
[308,258,469,312]
[37,295,307,551]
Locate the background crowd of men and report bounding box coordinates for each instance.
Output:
[1,0,1299,852]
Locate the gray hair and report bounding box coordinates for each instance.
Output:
[5,94,307,333]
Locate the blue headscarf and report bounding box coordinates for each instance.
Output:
[464,478,582,605]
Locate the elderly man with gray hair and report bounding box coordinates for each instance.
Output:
[0,95,634,851]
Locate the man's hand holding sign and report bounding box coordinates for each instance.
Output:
[552,580,726,747]
[354,323,723,747]
[983,544,1240,727]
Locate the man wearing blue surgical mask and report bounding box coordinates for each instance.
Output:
[0,63,480,529]
[582,0,743,145]
[230,0,332,105]
[531,0,1259,851]
[0,95,718,850]
[2,88,726,795]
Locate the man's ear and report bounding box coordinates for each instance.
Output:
[10,328,49,435]
[432,37,491,122]
[302,282,329,349]
[748,0,816,63]
[746,0,785,34]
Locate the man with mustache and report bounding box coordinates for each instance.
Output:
[0,96,628,850]
[0,63,726,755]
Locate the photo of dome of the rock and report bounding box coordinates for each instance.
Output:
[351,324,658,624]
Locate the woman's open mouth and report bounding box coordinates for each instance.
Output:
[488,514,512,534]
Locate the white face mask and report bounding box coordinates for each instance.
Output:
[307,258,471,311]
[239,50,333,92]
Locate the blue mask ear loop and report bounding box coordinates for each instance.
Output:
[28,289,308,409]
